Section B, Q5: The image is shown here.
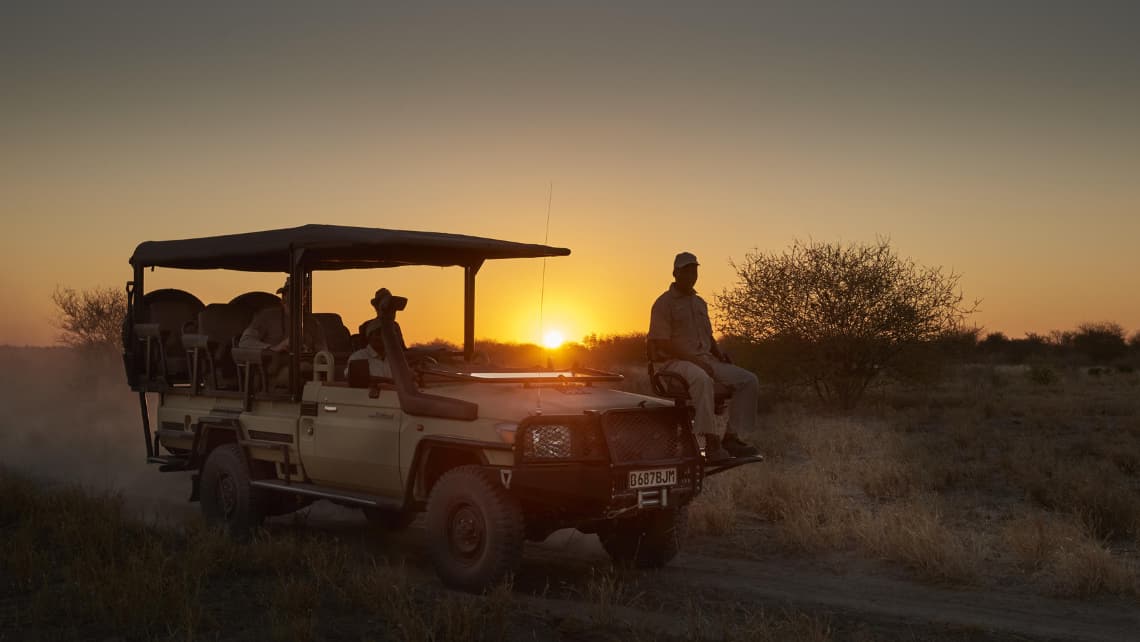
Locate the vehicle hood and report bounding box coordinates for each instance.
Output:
[422,383,674,423]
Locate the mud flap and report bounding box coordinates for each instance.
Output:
[189,473,200,502]
[704,454,764,477]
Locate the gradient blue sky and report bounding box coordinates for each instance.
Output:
[3,2,1138,345]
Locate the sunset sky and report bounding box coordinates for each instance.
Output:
[3,2,1138,347]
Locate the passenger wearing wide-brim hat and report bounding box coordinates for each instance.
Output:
[358,287,408,351]
[648,252,761,462]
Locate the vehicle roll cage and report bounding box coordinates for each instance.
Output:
[125,224,571,399]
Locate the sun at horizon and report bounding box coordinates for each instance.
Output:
[542,330,565,350]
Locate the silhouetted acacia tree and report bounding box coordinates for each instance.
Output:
[715,239,976,409]
[51,285,125,353]
[1070,321,1128,363]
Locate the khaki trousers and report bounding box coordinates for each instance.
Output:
[658,359,759,437]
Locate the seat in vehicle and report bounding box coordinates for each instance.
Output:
[133,289,204,385]
[313,312,353,381]
[227,291,280,321]
[313,313,352,353]
[183,303,253,391]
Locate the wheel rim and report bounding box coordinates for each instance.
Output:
[217,473,237,519]
[447,503,486,565]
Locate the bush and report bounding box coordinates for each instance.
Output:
[715,238,976,409]
[51,285,125,354]
[1027,364,1059,386]
[1070,322,1128,364]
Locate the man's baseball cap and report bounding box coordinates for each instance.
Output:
[370,288,391,307]
[673,252,700,270]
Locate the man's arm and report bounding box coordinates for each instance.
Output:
[239,309,286,351]
[710,339,730,363]
[238,315,271,350]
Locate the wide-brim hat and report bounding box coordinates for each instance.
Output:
[370,288,391,306]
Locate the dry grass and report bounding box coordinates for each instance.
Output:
[853,498,983,584]
[696,363,1140,593]
[733,466,853,553]
[1003,513,1137,597]
[687,477,738,536]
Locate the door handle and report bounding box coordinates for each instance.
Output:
[323,405,337,413]
[369,412,396,420]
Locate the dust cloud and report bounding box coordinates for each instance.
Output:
[0,346,193,521]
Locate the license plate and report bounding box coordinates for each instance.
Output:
[628,468,677,489]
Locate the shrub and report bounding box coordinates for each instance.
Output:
[1069,322,1128,364]
[1027,364,1059,386]
[715,238,976,409]
[51,285,125,354]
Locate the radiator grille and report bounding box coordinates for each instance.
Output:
[601,409,692,463]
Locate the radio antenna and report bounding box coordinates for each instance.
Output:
[536,181,553,415]
[538,181,553,352]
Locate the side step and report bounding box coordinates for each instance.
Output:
[249,479,403,510]
[147,455,190,472]
[704,454,764,477]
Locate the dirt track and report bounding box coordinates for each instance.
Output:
[521,529,1140,642]
[235,503,1140,642]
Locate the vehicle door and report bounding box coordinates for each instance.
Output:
[300,384,404,495]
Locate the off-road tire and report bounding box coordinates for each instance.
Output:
[425,465,524,592]
[600,507,687,568]
[363,507,416,531]
[200,444,265,539]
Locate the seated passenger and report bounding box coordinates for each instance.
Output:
[345,318,392,380]
[238,279,327,388]
[359,288,408,351]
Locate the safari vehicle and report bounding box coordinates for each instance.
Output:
[123,224,761,591]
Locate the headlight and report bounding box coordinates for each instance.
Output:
[494,422,518,445]
[523,424,572,459]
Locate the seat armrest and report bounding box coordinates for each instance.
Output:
[181,333,210,350]
[135,323,162,338]
[231,346,264,363]
[651,370,691,397]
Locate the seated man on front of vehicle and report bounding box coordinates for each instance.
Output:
[237,279,328,388]
[648,251,760,462]
[345,318,392,380]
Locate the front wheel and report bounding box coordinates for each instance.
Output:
[600,507,687,568]
[200,444,265,539]
[424,465,524,592]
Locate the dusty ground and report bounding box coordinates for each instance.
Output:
[2,347,1138,640]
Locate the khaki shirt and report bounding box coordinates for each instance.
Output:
[238,306,327,352]
[648,284,713,361]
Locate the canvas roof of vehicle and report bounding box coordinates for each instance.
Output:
[130,224,570,272]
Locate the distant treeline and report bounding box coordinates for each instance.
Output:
[452,321,1140,375]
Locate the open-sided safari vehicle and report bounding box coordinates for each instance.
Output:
[123,224,761,591]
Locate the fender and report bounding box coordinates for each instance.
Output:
[187,416,244,502]
[405,436,511,506]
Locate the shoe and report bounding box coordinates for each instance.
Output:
[723,434,760,458]
[703,435,732,463]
